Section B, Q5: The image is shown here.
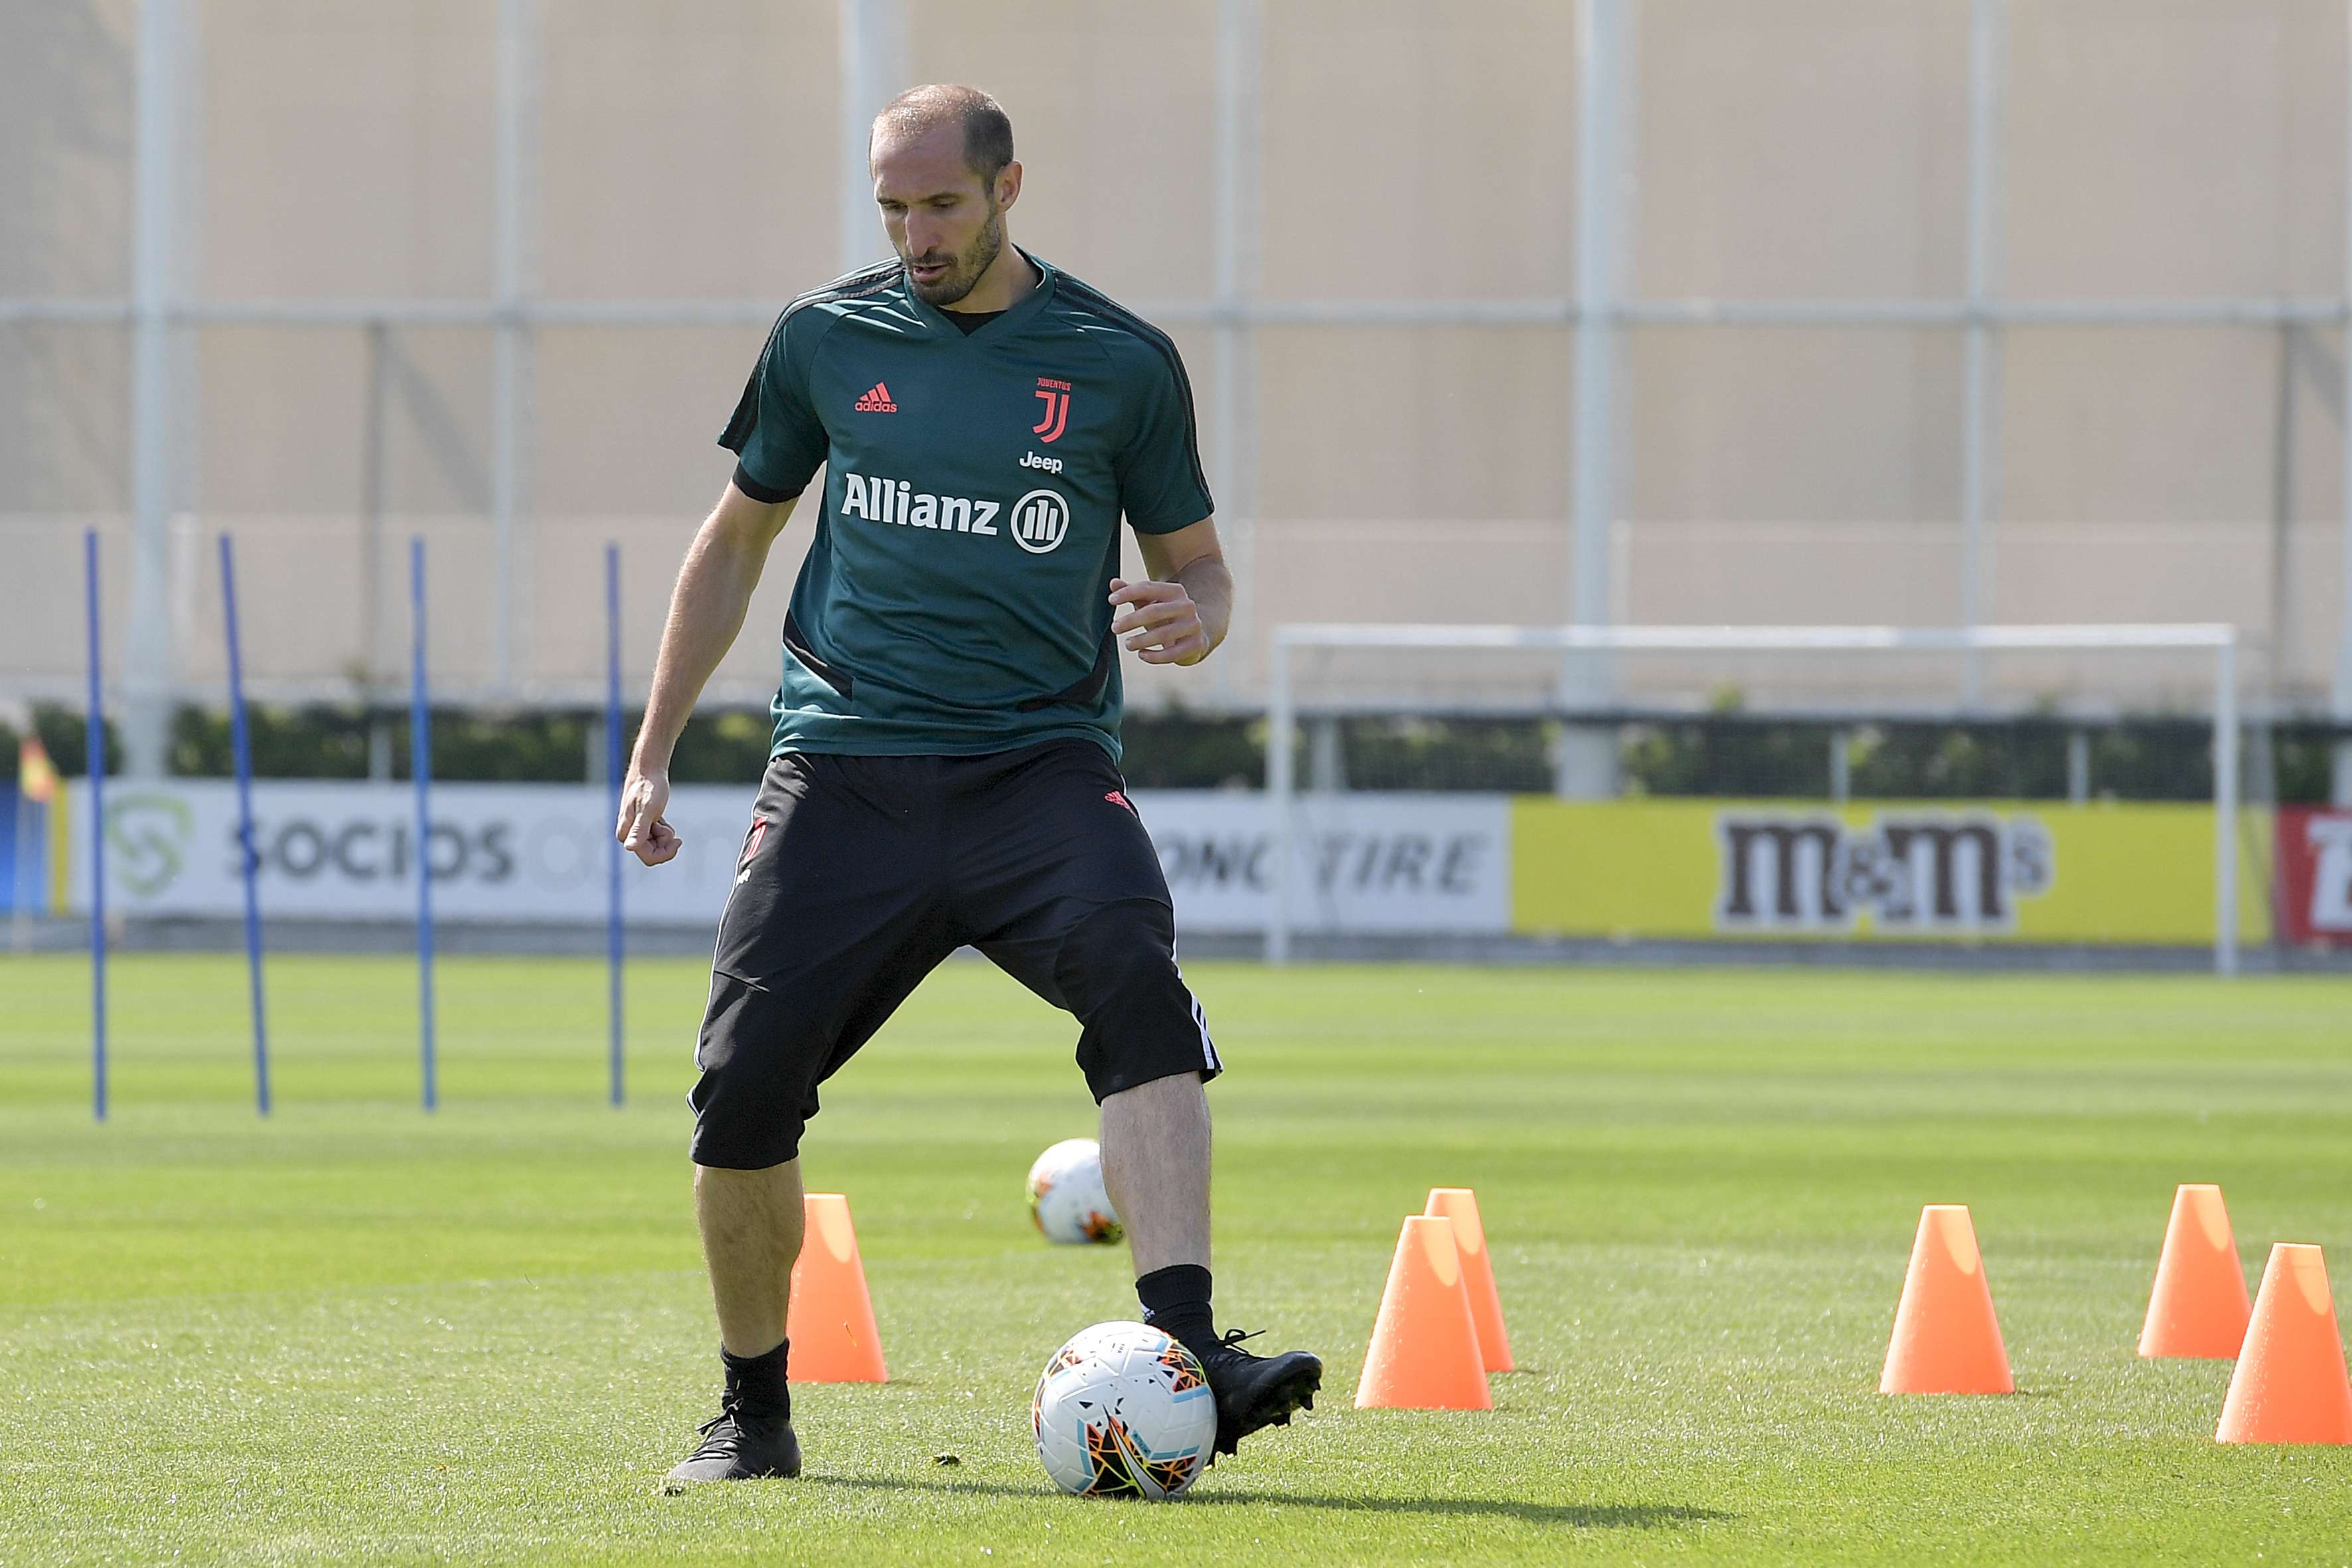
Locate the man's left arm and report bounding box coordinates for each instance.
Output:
[1111,518,1230,667]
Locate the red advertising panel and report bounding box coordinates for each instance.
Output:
[2274,807,2352,947]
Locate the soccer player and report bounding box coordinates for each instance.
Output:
[615,83,1323,1485]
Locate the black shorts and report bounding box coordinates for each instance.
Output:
[688,740,1221,1170]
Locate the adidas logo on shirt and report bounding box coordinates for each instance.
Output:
[854,382,897,413]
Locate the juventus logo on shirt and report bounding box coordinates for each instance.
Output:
[1032,378,1071,443]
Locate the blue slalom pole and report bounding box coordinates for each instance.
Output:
[410,536,437,1113]
[604,542,625,1109]
[218,534,272,1117]
[84,529,107,1125]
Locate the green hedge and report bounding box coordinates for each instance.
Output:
[2,702,2343,801]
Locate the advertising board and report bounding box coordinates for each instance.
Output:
[55,781,2279,947]
[56,782,1512,937]
[62,780,756,925]
[1510,799,2271,945]
[2274,807,2352,947]
[1137,791,1510,935]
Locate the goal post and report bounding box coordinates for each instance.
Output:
[1264,623,2241,974]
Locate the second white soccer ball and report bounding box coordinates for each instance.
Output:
[1026,1137,1123,1245]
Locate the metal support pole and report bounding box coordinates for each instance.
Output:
[1960,0,2007,708]
[1307,717,1344,793]
[1570,0,1625,661]
[411,538,438,1111]
[2215,637,2239,977]
[360,320,390,696]
[489,0,538,700]
[123,0,182,777]
[218,534,271,1115]
[2270,321,2298,706]
[84,530,108,1123]
[491,0,539,698]
[2335,0,2352,801]
[605,543,625,1109]
[1563,0,1628,795]
[1266,635,1293,966]
[838,0,905,275]
[1212,0,1263,700]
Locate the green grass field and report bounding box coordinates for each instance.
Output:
[4,953,2351,1565]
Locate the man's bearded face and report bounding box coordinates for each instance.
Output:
[900,192,1003,308]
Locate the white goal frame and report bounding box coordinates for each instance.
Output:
[1265,623,2241,974]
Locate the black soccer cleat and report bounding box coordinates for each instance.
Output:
[1194,1328,1322,1457]
[661,1395,802,1489]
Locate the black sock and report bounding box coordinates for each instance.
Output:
[1137,1264,1217,1358]
[721,1338,791,1421]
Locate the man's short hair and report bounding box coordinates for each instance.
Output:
[872,84,1015,189]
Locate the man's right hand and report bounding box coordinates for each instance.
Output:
[617,767,681,865]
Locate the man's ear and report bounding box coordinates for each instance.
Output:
[996,160,1024,212]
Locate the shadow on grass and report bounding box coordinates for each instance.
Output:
[1194,1492,1731,1529]
[804,1474,1729,1529]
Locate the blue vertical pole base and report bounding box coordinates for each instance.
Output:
[411,535,438,1114]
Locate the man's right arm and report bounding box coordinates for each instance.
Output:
[616,480,798,865]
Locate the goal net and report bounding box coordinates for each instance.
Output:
[1261,623,2251,974]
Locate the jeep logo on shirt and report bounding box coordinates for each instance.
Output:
[1010,489,1071,554]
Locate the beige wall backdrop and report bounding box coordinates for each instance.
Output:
[3,0,2348,724]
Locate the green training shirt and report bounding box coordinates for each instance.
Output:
[718,251,1215,761]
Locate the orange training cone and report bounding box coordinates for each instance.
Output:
[1879,1205,2013,1395]
[1355,1215,1492,1410]
[1425,1188,1513,1372]
[2216,1243,2352,1444]
[787,1193,887,1382]
[2139,1184,2252,1358]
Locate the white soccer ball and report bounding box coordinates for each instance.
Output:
[1032,1321,1217,1500]
[1026,1138,1123,1245]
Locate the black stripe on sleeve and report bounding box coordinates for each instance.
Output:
[731,462,797,505]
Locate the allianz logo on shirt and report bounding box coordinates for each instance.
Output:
[838,471,1071,554]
